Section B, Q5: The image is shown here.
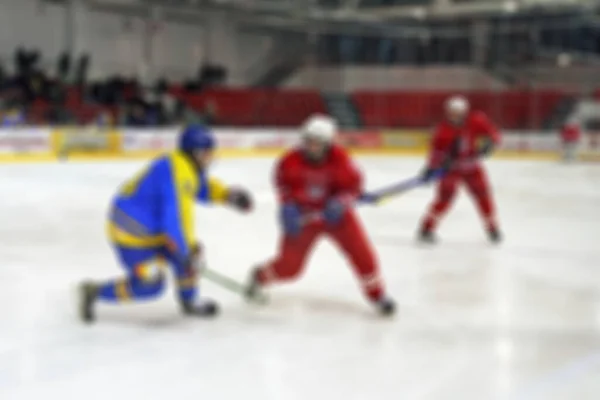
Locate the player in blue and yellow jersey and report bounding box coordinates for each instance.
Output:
[79,125,253,323]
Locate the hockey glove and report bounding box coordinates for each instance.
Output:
[280,203,302,237]
[478,137,495,157]
[228,187,253,212]
[323,196,351,225]
[421,152,455,183]
[420,167,437,183]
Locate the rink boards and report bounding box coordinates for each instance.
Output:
[0,126,597,163]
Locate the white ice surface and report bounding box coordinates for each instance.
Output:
[0,157,599,400]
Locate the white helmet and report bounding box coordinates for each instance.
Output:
[445,95,469,115]
[301,114,337,143]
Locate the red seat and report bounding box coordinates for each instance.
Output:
[354,90,567,130]
[176,88,327,127]
[66,87,83,106]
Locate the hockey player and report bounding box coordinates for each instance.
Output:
[245,115,395,316]
[560,121,581,162]
[418,96,502,243]
[79,125,253,323]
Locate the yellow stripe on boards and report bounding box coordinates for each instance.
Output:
[0,154,56,163]
[0,149,565,163]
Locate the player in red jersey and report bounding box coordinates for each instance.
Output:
[419,96,502,244]
[245,115,395,315]
[560,121,581,162]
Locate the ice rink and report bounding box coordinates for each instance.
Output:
[0,156,599,400]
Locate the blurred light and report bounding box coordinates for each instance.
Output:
[503,1,518,13]
[557,53,572,68]
[412,7,426,20]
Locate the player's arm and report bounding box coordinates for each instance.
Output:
[421,125,452,181]
[196,174,253,212]
[427,126,446,168]
[333,149,363,199]
[275,154,307,204]
[475,112,501,156]
[274,155,304,236]
[323,149,363,224]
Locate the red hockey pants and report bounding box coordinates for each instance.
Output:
[421,166,498,232]
[257,211,384,302]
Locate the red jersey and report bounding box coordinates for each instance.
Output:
[561,124,581,143]
[427,111,501,171]
[275,144,362,211]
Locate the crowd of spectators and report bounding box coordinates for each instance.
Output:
[0,48,221,128]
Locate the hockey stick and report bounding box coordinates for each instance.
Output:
[177,250,268,304]
[298,177,427,225]
[357,169,446,205]
[299,168,449,226]
[298,149,486,225]
[359,149,489,205]
[203,266,268,304]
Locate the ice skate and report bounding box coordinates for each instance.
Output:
[418,228,438,244]
[376,297,396,317]
[245,267,264,302]
[488,227,502,244]
[79,281,98,324]
[181,298,220,318]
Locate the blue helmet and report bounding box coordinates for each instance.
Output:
[179,124,215,153]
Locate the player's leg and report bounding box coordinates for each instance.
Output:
[246,226,321,299]
[97,246,166,301]
[327,212,395,315]
[158,245,218,317]
[564,142,577,162]
[79,246,165,323]
[419,172,459,242]
[464,167,501,242]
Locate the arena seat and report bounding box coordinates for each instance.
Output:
[66,87,83,106]
[353,90,566,130]
[27,100,50,124]
[353,91,446,128]
[174,88,327,127]
[258,90,327,127]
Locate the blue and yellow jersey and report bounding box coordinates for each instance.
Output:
[108,151,229,259]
